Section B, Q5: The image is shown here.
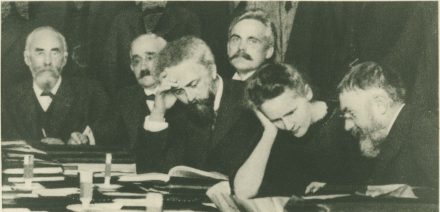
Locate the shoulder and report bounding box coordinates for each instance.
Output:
[64,77,106,94]
[115,84,143,102]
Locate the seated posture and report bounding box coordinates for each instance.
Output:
[233,63,358,198]
[338,61,438,188]
[2,26,109,145]
[135,36,256,174]
[104,34,167,150]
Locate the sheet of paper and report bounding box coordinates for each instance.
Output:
[35,188,79,197]
[4,167,63,174]
[102,192,146,197]
[8,176,65,183]
[302,194,351,200]
[118,173,169,182]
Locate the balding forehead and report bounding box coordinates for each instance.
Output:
[29,29,64,50]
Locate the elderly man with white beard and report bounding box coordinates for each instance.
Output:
[2,26,110,145]
[337,61,438,188]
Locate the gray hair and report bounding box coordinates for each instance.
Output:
[155,36,216,79]
[25,26,67,53]
[228,9,277,47]
[130,33,167,57]
[337,61,406,103]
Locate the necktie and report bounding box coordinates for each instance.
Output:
[285,1,293,12]
[145,94,155,101]
[41,91,55,99]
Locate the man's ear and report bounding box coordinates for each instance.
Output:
[304,84,313,101]
[61,52,68,68]
[265,45,274,59]
[372,94,389,115]
[24,51,30,66]
[211,64,218,79]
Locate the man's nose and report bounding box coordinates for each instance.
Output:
[344,119,355,131]
[238,40,247,50]
[140,59,149,71]
[184,89,195,102]
[44,53,52,66]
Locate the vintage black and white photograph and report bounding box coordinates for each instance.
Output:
[1,1,438,211]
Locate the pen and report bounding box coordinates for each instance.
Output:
[41,128,47,138]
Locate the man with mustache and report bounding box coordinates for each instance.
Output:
[338,61,438,188]
[103,34,167,149]
[135,36,257,174]
[2,26,110,145]
[227,9,276,82]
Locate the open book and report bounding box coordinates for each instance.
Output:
[118,165,228,183]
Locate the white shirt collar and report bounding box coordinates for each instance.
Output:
[232,71,256,81]
[213,75,224,112]
[33,77,62,97]
[143,86,157,96]
[386,104,405,135]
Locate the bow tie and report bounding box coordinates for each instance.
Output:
[145,94,155,101]
[41,91,55,98]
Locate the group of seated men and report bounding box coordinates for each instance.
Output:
[2,9,438,198]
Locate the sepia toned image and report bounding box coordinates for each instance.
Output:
[1,1,438,211]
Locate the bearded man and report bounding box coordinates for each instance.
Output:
[134,36,257,175]
[338,61,438,188]
[2,26,109,145]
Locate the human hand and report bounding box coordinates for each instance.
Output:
[305,182,327,195]
[67,132,89,145]
[151,79,178,121]
[41,137,65,145]
[254,109,277,134]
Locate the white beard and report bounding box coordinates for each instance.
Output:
[359,137,381,158]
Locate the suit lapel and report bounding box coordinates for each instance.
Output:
[127,86,150,148]
[46,79,74,135]
[211,80,244,149]
[16,83,40,138]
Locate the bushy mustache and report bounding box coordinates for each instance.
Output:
[139,69,152,79]
[230,50,252,61]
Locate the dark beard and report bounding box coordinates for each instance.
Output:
[185,93,216,127]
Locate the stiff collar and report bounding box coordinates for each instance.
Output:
[386,104,405,135]
[33,77,62,97]
[232,71,256,81]
[213,75,224,112]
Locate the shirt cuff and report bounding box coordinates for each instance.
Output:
[143,115,169,132]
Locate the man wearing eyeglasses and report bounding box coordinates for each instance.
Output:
[135,36,258,175]
[227,9,276,82]
[102,34,167,149]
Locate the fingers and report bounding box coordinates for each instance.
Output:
[68,132,89,145]
[156,79,179,94]
[41,138,64,145]
[305,182,327,195]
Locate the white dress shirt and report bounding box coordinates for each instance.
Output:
[144,75,224,132]
[144,87,157,111]
[232,71,256,82]
[33,78,62,112]
[386,104,405,135]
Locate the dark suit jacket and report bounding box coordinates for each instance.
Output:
[101,5,201,97]
[2,77,110,143]
[135,80,258,175]
[368,104,438,188]
[101,84,150,150]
